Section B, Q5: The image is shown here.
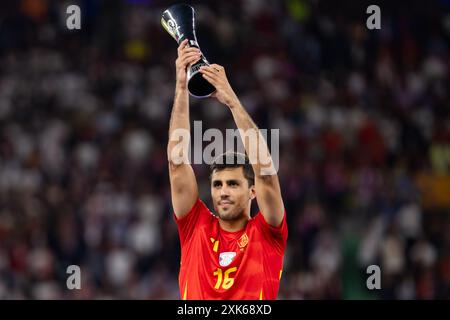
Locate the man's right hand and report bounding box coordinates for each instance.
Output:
[176,39,202,88]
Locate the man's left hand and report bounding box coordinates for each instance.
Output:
[199,64,239,107]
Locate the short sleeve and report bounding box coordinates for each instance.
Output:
[254,211,288,255]
[173,198,213,246]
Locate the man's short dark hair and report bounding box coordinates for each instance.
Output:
[210,151,255,187]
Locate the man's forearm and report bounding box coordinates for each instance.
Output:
[228,99,276,177]
[168,86,190,164]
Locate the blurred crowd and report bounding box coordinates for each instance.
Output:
[0,0,449,299]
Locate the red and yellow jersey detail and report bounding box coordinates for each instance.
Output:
[174,199,288,300]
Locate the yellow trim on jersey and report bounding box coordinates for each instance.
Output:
[259,288,263,300]
[183,281,188,300]
[210,238,219,252]
[279,269,283,280]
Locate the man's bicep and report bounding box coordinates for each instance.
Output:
[169,162,199,219]
[255,175,285,227]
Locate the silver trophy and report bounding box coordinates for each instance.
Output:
[161,4,216,98]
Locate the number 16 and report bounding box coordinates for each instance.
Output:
[213,267,237,290]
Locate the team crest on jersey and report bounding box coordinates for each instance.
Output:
[237,233,249,250]
[219,252,236,267]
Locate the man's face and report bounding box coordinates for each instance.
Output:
[211,167,255,221]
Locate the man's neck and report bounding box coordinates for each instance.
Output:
[218,216,249,232]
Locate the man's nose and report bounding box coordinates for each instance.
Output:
[220,186,230,197]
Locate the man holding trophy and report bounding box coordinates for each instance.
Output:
[163,4,288,300]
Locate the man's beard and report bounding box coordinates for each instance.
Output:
[217,210,241,221]
[216,204,244,221]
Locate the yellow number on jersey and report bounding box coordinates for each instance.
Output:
[213,267,237,290]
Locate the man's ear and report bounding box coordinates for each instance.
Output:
[249,185,256,200]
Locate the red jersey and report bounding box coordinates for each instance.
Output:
[174,198,288,300]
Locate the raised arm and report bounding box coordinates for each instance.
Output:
[168,39,202,219]
[199,64,284,227]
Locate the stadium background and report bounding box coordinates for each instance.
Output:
[0,0,449,299]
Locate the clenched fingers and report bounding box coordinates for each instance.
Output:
[178,40,200,56]
[199,67,218,85]
[182,52,201,64]
[209,64,225,72]
[177,39,189,53]
[180,47,201,57]
[199,66,220,79]
[177,52,201,68]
